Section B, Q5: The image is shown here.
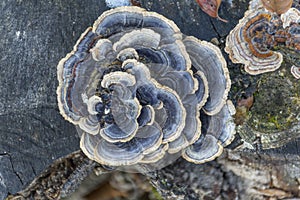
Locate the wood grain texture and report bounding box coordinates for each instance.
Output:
[0,0,108,197]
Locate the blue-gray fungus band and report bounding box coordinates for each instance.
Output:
[57,6,235,171]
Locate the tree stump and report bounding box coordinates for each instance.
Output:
[1,0,299,199]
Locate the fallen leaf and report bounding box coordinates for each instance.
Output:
[195,0,228,22]
[261,0,293,14]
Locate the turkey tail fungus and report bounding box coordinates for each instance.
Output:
[57,6,235,172]
[225,0,300,78]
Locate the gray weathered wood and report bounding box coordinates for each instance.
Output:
[0,0,108,197]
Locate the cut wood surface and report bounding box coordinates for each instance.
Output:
[0,1,108,197]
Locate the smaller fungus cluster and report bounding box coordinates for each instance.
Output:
[57,6,235,171]
[225,0,300,78]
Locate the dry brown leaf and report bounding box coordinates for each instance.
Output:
[261,0,293,14]
[195,0,228,22]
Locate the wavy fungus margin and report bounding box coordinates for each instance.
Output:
[57,6,235,172]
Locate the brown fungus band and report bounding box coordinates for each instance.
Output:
[225,0,300,77]
[57,6,235,171]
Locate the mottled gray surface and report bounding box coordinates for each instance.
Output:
[0,0,109,197]
[140,0,248,41]
[149,150,300,200]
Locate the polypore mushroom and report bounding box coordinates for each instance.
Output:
[280,8,300,28]
[291,65,300,79]
[57,6,234,171]
[182,100,236,163]
[225,0,300,77]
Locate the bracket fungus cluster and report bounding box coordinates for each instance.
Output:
[225,0,300,78]
[57,6,235,171]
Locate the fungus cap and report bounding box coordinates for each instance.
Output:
[225,0,300,75]
[225,1,282,75]
[57,6,234,171]
[291,65,300,79]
